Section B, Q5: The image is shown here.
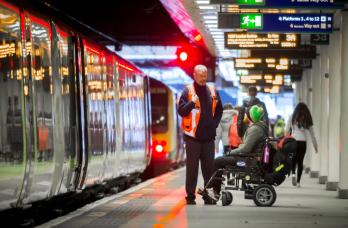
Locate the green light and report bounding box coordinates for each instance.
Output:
[237,0,265,5]
[240,14,263,29]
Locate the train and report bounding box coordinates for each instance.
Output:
[142,78,185,178]
[0,0,185,223]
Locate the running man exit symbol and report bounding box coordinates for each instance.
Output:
[237,0,265,5]
[240,14,263,29]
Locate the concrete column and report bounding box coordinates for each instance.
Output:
[338,11,348,199]
[294,81,301,103]
[319,45,329,184]
[327,30,341,191]
[302,71,310,171]
[310,56,321,178]
[302,71,308,104]
[305,70,313,174]
[307,69,313,113]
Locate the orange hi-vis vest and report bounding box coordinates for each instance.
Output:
[182,83,218,138]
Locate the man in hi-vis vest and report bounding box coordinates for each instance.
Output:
[178,65,223,205]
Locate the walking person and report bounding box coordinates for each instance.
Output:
[178,64,223,205]
[214,103,238,155]
[285,102,318,187]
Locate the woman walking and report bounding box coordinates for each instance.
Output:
[285,102,318,187]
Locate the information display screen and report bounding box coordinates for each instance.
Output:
[234,57,307,70]
[225,32,299,49]
[239,73,285,86]
[219,13,334,33]
[211,0,342,8]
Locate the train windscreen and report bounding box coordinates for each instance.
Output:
[150,86,168,133]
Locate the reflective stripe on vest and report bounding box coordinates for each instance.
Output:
[182,83,218,138]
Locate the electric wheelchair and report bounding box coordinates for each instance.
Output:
[199,137,296,207]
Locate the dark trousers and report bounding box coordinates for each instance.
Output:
[207,156,238,194]
[292,141,307,183]
[185,138,215,200]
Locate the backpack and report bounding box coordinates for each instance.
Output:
[264,136,297,186]
[229,115,241,148]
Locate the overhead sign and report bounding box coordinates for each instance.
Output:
[225,32,299,49]
[310,34,330,45]
[237,0,265,5]
[239,73,285,86]
[219,13,334,33]
[250,45,317,59]
[210,0,343,8]
[234,58,305,70]
[237,69,302,77]
[240,14,263,29]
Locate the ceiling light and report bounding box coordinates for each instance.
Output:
[196,0,210,4]
[203,15,218,20]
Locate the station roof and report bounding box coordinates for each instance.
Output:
[35,0,190,46]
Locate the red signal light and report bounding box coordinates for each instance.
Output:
[179,51,188,62]
[152,140,167,154]
[155,144,164,153]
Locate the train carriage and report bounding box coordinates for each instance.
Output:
[0,0,152,211]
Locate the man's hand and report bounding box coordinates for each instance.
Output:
[192,94,199,103]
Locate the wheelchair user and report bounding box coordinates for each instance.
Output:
[200,105,269,202]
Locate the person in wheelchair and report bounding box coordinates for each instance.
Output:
[199,105,269,202]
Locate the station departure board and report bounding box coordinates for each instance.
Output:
[225,32,299,49]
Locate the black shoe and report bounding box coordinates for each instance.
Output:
[186,198,196,205]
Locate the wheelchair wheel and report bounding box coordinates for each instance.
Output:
[253,184,276,207]
[221,191,233,206]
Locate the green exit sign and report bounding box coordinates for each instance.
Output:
[237,0,265,5]
[240,14,263,29]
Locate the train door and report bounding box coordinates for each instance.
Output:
[103,55,118,179]
[143,76,152,166]
[73,36,87,189]
[82,44,106,186]
[0,1,27,210]
[49,22,78,194]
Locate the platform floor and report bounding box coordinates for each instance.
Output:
[38,167,348,228]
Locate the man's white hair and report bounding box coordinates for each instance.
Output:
[194,64,207,73]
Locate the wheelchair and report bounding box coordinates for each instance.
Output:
[199,137,292,207]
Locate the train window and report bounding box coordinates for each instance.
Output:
[150,86,168,133]
[0,3,24,165]
[31,19,54,162]
[85,46,105,157]
[105,55,116,155]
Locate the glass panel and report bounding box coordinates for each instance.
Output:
[0,3,25,210]
[117,67,129,174]
[27,18,55,201]
[84,46,106,185]
[50,25,74,194]
[104,55,116,179]
[150,81,168,133]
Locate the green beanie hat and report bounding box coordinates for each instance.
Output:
[249,105,264,122]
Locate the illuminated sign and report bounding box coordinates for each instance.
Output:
[237,69,301,77]
[310,34,330,45]
[250,45,316,59]
[234,58,307,71]
[239,73,284,86]
[263,86,281,94]
[237,0,265,5]
[225,32,299,49]
[219,13,334,33]
[240,14,263,29]
[211,0,343,8]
